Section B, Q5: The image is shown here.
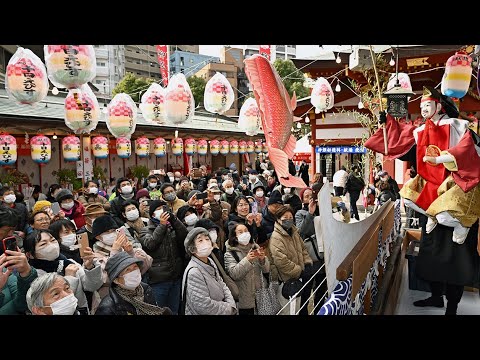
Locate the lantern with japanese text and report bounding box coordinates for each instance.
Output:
[441,52,472,99]
[31,135,51,164]
[140,83,165,125]
[246,141,255,154]
[220,140,229,155]
[92,136,109,159]
[238,98,261,136]
[6,47,48,105]
[164,73,195,124]
[204,72,235,115]
[197,139,208,156]
[387,73,412,94]
[229,140,238,154]
[135,137,150,158]
[0,134,17,166]
[311,77,334,114]
[116,137,132,159]
[62,135,81,162]
[106,93,137,139]
[262,142,268,154]
[254,141,263,154]
[238,141,246,154]
[171,138,184,156]
[153,137,166,157]
[210,140,220,156]
[64,85,99,134]
[44,45,96,89]
[185,138,197,156]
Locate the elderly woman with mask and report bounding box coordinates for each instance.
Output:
[95,252,172,315]
[182,227,237,315]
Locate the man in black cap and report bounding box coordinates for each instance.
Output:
[95,252,172,315]
[261,190,283,240]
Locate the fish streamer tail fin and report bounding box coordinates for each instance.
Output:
[269,147,308,189]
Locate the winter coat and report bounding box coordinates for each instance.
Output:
[95,282,170,315]
[182,256,237,315]
[2,202,28,233]
[202,200,230,252]
[109,195,131,227]
[138,218,188,284]
[221,191,240,208]
[0,267,38,315]
[224,242,270,310]
[344,173,365,194]
[268,222,312,283]
[295,208,316,240]
[261,207,276,240]
[78,194,110,211]
[63,200,86,229]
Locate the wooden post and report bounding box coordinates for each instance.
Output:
[369,45,388,156]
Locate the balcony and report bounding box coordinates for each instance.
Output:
[95,48,108,59]
[96,67,109,77]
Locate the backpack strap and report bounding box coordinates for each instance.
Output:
[229,249,241,263]
[180,267,195,315]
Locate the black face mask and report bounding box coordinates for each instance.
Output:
[281,219,294,230]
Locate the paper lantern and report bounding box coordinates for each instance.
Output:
[165,73,195,124]
[135,137,150,158]
[238,141,246,154]
[262,142,268,153]
[185,138,197,156]
[210,140,220,156]
[204,72,235,115]
[238,98,261,136]
[62,135,81,162]
[172,138,184,156]
[230,140,238,154]
[153,137,166,157]
[441,52,472,99]
[387,73,412,94]
[64,85,99,134]
[246,141,255,154]
[44,45,96,89]
[311,77,334,113]
[220,140,230,155]
[116,137,132,159]
[197,139,208,156]
[106,93,137,139]
[139,83,165,124]
[6,47,48,105]
[92,136,109,159]
[0,134,17,166]
[31,135,51,164]
[254,141,263,154]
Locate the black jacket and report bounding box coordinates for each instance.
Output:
[3,203,28,233]
[109,196,130,227]
[226,213,267,245]
[344,173,365,194]
[261,207,276,240]
[95,283,172,315]
[138,218,188,284]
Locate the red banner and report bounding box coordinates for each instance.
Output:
[156,45,169,87]
[293,153,311,163]
[259,45,271,61]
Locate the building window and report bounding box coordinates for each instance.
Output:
[180,57,184,66]
[96,62,106,67]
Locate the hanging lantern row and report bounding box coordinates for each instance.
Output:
[62,135,81,162]
[135,137,150,158]
[31,135,51,164]
[92,136,109,159]
[0,134,17,166]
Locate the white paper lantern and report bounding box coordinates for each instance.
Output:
[165,73,195,124]
[153,137,166,157]
[135,137,150,158]
[116,137,132,159]
[92,136,109,159]
[238,98,261,136]
[64,85,100,134]
[139,83,165,124]
[31,135,51,164]
[204,72,235,115]
[107,93,137,139]
[0,134,17,166]
[311,77,334,113]
[62,135,81,162]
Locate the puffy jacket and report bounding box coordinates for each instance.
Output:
[138,218,188,284]
[63,200,86,229]
[95,282,172,315]
[182,256,237,315]
[295,208,316,240]
[0,267,38,315]
[261,207,276,240]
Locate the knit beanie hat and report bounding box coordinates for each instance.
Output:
[91,215,118,238]
[32,200,52,214]
[177,205,197,222]
[187,190,201,201]
[135,188,150,201]
[55,189,73,203]
[299,187,312,201]
[267,190,283,205]
[149,200,167,218]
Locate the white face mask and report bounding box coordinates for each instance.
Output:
[237,232,251,245]
[36,242,60,261]
[89,187,98,195]
[149,182,157,189]
[169,177,174,183]
[101,232,117,246]
[283,188,291,194]
[60,233,77,247]
[61,201,74,210]
[126,208,139,221]
[48,293,78,315]
[175,177,180,181]
[209,230,218,243]
[3,194,16,204]
[121,185,133,195]
[154,209,163,220]
[255,190,264,198]
[249,175,257,183]
[195,242,213,258]
[119,269,142,290]
[213,194,221,202]
[225,188,234,195]
[184,213,198,226]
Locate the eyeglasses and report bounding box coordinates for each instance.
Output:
[35,217,50,223]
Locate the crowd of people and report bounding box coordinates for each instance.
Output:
[0,161,329,316]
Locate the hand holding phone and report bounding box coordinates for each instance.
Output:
[51,202,61,215]
[0,236,17,256]
[77,233,89,257]
[251,201,258,215]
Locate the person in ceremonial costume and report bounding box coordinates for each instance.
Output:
[365,86,480,315]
